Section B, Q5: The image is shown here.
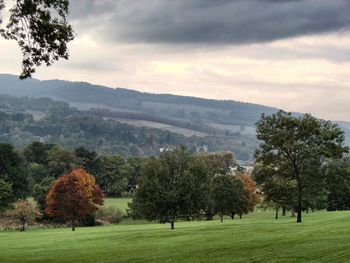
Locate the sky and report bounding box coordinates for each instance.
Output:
[1,0,350,121]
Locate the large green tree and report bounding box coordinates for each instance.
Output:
[195,152,236,220]
[211,174,246,222]
[255,111,348,223]
[0,0,74,78]
[130,146,207,229]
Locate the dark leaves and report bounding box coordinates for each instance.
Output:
[0,0,74,79]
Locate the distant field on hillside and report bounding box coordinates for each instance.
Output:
[2,210,350,262]
[105,118,208,137]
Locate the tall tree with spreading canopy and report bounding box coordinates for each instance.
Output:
[45,168,104,231]
[195,152,236,220]
[255,110,348,223]
[212,174,245,223]
[0,0,74,79]
[129,146,207,229]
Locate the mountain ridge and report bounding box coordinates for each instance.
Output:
[0,74,349,159]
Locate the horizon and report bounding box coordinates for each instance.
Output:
[2,72,348,124]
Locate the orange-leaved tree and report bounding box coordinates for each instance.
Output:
[46,168,104,231]
[237,173,261,212]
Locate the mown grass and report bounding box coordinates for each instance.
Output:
[102,198,131,213]
[1,210,350,263]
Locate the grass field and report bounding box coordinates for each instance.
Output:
[102,198,131,213]
[1,209,350,263]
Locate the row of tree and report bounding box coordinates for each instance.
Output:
[129,146,260,229]
[0,141,259,230]
[2,110,350,230]
[0,141,144,222]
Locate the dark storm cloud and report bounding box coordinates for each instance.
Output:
[69,0,350,44]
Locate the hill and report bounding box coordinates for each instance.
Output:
[0,74,278,127]
[0,95,257,159]
[1,74,349,159]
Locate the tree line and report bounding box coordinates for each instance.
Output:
[129,146,260,229]
[0,141,259,230]
[1,110,350,230]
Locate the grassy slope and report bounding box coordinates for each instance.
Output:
[1,210,350,263]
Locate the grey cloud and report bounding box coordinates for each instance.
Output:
[69,0,116,19]
[69,0,350,44]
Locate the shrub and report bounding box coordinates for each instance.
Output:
[96,206,123,224]
[80,214,96,227]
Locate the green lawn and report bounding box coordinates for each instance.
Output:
[102,198,131,213]
[1,210,350,263]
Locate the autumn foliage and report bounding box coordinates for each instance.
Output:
[6,199,39,231]
[237,173,261,212]
[45,168,104,231]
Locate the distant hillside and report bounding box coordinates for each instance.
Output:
[0,95,257,160]
[1,74,349,159]
[0,74,278,128]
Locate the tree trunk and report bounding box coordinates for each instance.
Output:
[291,208,295,217]
[297,187,302,223]
[21,219,25,232]
[275,204,279,220]
[72,219,75,231]
[170,220,175,229]
[282,206,286,216]
[220,214,223,223]
[306,207,309,214]
[231,212,235,220]
[239,214,242,219]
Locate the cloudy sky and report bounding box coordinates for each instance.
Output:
[1,0,350,121]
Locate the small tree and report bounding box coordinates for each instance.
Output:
[7,200,38,231]
[45,168,104,231]
[236,173,261,213]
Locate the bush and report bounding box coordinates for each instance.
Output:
[5,200,39,231]
[96,206,123,224]
[80,214,96,227]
